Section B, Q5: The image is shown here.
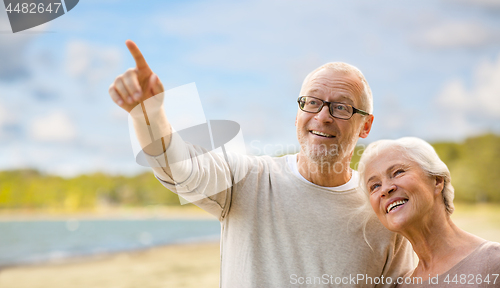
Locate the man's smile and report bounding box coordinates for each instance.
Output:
[309,130,335,138]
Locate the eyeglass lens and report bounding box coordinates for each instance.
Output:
[299,97,353,119]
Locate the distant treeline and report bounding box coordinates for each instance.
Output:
[433,134,500,202]
[0,134,499,211]
[0,170,179,211]
[351,133,500,203]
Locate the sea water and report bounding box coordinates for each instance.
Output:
[0,219,220,266]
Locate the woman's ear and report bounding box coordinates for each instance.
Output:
[434,176,445,196]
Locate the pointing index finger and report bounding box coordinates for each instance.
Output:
[125,40,151,71]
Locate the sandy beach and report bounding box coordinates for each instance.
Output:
[0,241,221,288]
[1,203,498,288]
[0,206,220,288]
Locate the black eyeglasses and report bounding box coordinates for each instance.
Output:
[297,96,370,120]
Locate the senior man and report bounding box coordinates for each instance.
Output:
[109,40,414,287]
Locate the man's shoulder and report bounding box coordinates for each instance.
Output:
[228,151,287,162]
[226,153,291,184]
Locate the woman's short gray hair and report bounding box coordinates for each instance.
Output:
[358,137,455,215]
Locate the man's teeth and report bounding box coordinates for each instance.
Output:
[387,199,408,213]
[311,130,334,138]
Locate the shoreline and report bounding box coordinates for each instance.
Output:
[0,241,221,288]
[0,236,221,270]
[0,202,494,221]
[0,203,498,288]
[0,206,215,221]
[0,237,220,268]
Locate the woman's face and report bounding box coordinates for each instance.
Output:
[364,149,443,232]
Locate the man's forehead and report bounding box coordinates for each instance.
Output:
[314,68,359,82]
[305,68,361,88]
[303,74,361,101]
[305,87,353,102]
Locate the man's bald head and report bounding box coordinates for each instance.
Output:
[300,62,373,114]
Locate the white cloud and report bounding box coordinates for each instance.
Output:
[414,21,500,49]
[436,79,469,110]
[431,52,500,139]
[472,57,500,115]
[437,53,500,117]
[156,0,356,73]
[30,112,77,142]
[65,40,122,88]
[434,109,479,140]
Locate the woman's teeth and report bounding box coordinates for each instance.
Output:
[387,199,408,213]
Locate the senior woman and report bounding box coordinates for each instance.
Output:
[358,137,500,287]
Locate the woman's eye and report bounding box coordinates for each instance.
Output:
[335,105,346,111]
[369,183,380,193]
[394,169,405,176]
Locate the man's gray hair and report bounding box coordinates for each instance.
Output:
[300,62,373,114]
[357,137,455,215]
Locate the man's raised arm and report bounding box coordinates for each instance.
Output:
[108,40,236,219]
[108,40,173,175]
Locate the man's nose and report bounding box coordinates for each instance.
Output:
[314,105,333,123]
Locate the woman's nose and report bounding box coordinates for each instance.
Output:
[381,183,396,197]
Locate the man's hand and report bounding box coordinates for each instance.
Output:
[109,40,171,158]
[109,40,164,113]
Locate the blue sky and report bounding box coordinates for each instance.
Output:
[0,0,499,176]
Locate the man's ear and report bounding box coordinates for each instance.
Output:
[359,115,374,139]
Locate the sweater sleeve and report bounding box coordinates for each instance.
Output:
[376,233,416,288]
[143,130,236,221]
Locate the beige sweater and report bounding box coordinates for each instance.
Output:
[145,133,415,287]
[398,241,500,288]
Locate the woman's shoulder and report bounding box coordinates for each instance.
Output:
[456,240,500,274]
[395,241,500,288]
[474,240,500,257]
[478,240,500,261]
